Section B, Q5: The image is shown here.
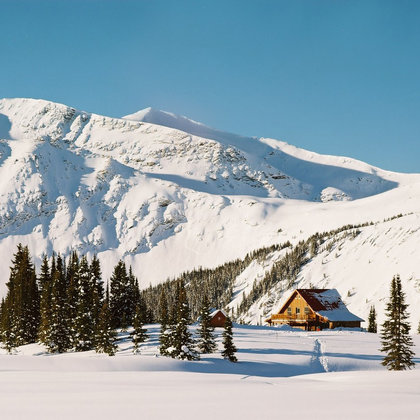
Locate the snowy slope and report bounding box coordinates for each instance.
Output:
[0,98,420,323]
[228,212,420,327]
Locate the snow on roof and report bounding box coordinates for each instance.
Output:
[272,289,363,322]
[299,289,364,322]
[210,309,228,318]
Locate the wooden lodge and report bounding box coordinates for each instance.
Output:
[265,289,363,331]
[210,309,228,328]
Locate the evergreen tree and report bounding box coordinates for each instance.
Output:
[128,266,140,317]
[38,255,52,344]
[0,298,15,353]
[110,260,133,329]
[367,305,377,333]
[380,275,415,370]
[169,281,198,360]
[72,256,95,351]
[90,254,104,333]
[221,317,237,362]
[158,289,172,356]
[95,302,117,356]
[159,326,173,356]
[130,304,148,354]
[1,244,40,347]
[159,288,169,327]
[105,283,110,306]
[197,296,217,354]
[46,254,71,353]
[66,251,80,346]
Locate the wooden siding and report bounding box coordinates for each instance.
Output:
[266,289,362,330]
[210,310,227,328]
[279,291,316,318]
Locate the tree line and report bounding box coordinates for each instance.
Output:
[0,244,141,354]
[0,244,237,362]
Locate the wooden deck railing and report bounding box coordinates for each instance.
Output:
[271,313,317,322]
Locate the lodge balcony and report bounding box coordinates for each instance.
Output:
[270,313,318,323]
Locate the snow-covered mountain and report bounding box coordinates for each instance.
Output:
[0,97,420,326]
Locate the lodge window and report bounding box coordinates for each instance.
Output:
[296,308,300,314]
[287,307,292,315]
[304,307,310,314]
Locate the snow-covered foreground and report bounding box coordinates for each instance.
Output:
[1,325,419,419]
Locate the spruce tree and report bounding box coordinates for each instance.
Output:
[158,289,172,356]
[38,255,52,345]
[95,302,117,356]
[1,244,40,347]
[159,288,169,327]
[221,317,237,362]
[73,256,95,351]
[197,296,217,354]
[131,304,148,354]
[169,281,198,360]
[0,299,15,353]
[128,266,140,318]
[90,254,104,333]
[46,254,71,353]
[66,251,80,347]
[110,260,133,329]
[380,275,415,370]
[367,305,377,333]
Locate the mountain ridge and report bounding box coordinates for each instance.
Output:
[0,97,419,327]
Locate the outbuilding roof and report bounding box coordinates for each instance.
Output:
[210,309,228,319]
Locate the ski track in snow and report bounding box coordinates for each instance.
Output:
[311,338,329,373]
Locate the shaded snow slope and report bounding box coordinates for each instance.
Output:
[0,98,419,318]
[123,107,416,200]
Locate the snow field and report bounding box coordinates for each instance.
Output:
[0,325,419,419]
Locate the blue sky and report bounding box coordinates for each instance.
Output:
[1,0,419,172]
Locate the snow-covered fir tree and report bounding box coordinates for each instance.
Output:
[222,317,237,362]
[131,304,148,354]
[367,305,377,333]
[197,296,217,354]
[90,254,104,333]
[38,255,52,345]
[380,275,415,370]
[110,260,136,329]
[66,251,80,347]
[95,302,117,356]
[158,289,172,356]
[159,288,169,327]
[0,298,15,353]
[0,244,40,347]
[168,281,199,360]
[72,256,95,351]
[46,255,71,353]
[128,266,140,317]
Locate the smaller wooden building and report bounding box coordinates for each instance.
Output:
[265,289,363,330]
[210,309,228,328]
